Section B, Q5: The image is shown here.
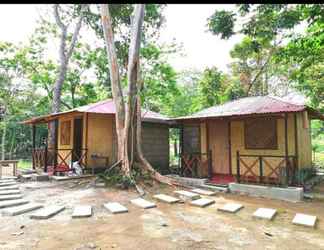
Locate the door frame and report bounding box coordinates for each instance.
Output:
[72,117,83,162]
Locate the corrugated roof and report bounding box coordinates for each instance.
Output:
[23,99,169,124]
[174,96,311,120]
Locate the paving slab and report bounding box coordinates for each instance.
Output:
[292,213,317,228]
[130,198,156,209]
[2,203,43,216]
[0,179,17,183]
[51,175,94,181]
[72,205,92,218]
[153,194,180,204]
[190,198,215,207]
[253,208,277,220]
[0,190,21,195]
[218,203,244,213]
[0,176,17,180]
[191,188,216,196]
[0,185,19,191]
[0,194,23,201]
[174,190,201,201]
[0,182,17,187]
[30,205,65,219]
[0,199,29,209]
[31,173,49,182]
[104,202,128,214]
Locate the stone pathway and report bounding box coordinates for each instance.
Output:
[218,203,243,213]
[2,203,43,216]
[253,208,277,220]
[72,205,92,218]
[174,190,200,201]
[104,202,128,214]
[292,213,317,228]
[153,194,180,204]
[130,198,156,209]
[0,194,23,201]
[190,198,215,207]
[0,199,29,209]
[191,188,216,196]
[30,205,65,219]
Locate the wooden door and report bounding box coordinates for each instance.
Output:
[208,120,230,174]
[73,118,83,162]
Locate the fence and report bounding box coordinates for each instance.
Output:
[180,151,212,178]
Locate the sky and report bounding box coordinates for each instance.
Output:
[0,4,242,73]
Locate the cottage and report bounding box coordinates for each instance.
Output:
[23,99,170,175]
[173,96,324,186]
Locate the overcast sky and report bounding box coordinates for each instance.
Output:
[0,4,244,73]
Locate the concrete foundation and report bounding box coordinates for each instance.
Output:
[229,183,303,202]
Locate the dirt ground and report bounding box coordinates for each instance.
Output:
[0,179,324,250]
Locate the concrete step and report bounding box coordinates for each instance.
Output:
[292,213,317,228]
[0,185,19,191]
[2,203,43,216]
[218,203,244,213]
[0,182,17,187]
[200,184,229,193]
[0,199,29,209]
[30,205,65,219]
[104,202,128,214]
[72,205,92,218]
[0,194,23,201]
[174,190,201,201]
[130,198,156,209]
[191,188,216,196]
[0,176,17,180]
[0,190,21,196]
[153,194,180,204]
[253,208,277,220]
[190,198,215,208]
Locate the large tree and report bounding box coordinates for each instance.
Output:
[100,4,173,185]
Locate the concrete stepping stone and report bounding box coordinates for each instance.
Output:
[0,179,17,183]
[153,194,180,204]
[72,205,92,218]
[0,182,16,187]
[0,199,29,209]
[191,188,216,196]
[253,208,277,220]
[174,190,201,201]
[0,194,23,201]
[104,202,128,214]
[0,185,19,191]
[30,205,65,219]
[0,176,17,180]
[0,190,21,195]
[2,203,43,216]
[292,213,317,228]
[190,198,215,207]
[218,203,244,213]
[130,198,156,209]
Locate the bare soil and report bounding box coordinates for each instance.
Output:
[0,179,324,250]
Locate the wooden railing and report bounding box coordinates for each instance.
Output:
[180,151,212,178]
[32,147,87,174]
[236,151,297,186]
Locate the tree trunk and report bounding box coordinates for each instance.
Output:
[1,121,6,160]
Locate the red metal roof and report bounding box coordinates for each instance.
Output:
[174,96,313,120]
[23,99,169,124]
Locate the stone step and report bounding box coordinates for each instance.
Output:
[0,176,17,180]
[104,202,128,214]
[0,179,17,183]
[0,182,17,187]
[31,173,49,182]
[200,184,229,193]
[218,203,244,213]
[0,199,29,209]
[72,205,92,218]
[292,213,317,228]
[30,205,65,219]
[190,198,215,208]
[130,198,156,209]
[153,194,180,204]
[174,190,201,201]
[253,208,277,220]
[2,203,43,216]
[0,190,21,196]
[0,185,19,191]
[191,188,216,196]
[0,194,23,201]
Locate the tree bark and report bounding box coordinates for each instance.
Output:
[1,121,6,160]
[49,4,87,148]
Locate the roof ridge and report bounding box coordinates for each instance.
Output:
[267,95,306,107]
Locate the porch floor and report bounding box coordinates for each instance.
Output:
[208,174,235,185]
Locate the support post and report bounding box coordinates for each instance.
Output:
[236,150,240,183]
[208,150,212,179]
[32,124,36,169]
[44,145,48,173]
[284,113,289,185]
[259,156,263,183]
[53,119,59,175]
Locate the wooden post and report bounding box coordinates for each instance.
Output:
[284,113,289,185]
[294,113,298,169]
[53,119,59,175]
[236,150,240,183]
[259,156,263,183]
[32,124,36,169]
[44,145,48,173]
[208,150,212,179]
[180,124,184,176]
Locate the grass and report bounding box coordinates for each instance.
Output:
[18,159,32,170]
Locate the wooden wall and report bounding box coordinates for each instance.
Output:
[296,111,312,168]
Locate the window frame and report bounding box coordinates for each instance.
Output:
[244,117,278,150]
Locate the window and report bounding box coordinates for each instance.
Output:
[60,120,71,145]
[244,117,277,150]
